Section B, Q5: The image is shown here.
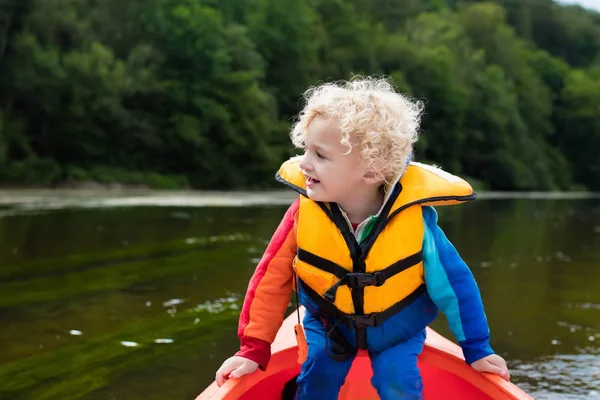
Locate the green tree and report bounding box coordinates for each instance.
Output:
[453,0,600,67]
[398,12,479,172]
[0,0,597,190]
[350,0,443,32]
[458,3,568,189]
[6,0,158,171]
[246,0,319,118]
[133,0,282,187]
[312,0,379,79]
[557,68,600,189]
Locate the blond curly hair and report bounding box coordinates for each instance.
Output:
[290,76,424,182]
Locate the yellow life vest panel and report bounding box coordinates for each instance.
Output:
[276,157,475,321]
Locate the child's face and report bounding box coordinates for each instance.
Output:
[299,116,369,203]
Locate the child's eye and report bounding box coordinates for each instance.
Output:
[316,151,325,159]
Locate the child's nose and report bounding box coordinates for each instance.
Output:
[299,155,313,171]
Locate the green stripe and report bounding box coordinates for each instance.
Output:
[358,215,377,243]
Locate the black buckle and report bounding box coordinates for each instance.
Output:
[336,313,380,329]
[322,272,386,303]
[346,272,385,288]
[350,314,376,328]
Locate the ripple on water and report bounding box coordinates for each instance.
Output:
[192,295,240,314]
[162,298,185,307]
[512,350,600,399]
[564,302,600,311]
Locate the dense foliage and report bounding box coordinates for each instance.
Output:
[0,0,598,190]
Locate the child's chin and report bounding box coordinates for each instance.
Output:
[306,188,327,202]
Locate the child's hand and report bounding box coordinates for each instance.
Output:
[215,356,259,386]
[470,354,510,381]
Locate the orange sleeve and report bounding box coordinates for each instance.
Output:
[235,198,299,368]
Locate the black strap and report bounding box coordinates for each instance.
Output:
[322,271,384,302]
[296,248,348,279]
[382,250,423,278]
[323,316,358,361]
[329,203,361,261]
[386,193,477,224]
[300,279,427,329]
[316,201,335,221]
[294,272,301,325]
[322,250,423,302]
[333,284,427,329]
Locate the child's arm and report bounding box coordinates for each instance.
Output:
[235,198,299,367]
[421,206,503,369]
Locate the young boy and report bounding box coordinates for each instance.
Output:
[215,77,509,399]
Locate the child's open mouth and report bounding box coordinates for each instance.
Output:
[306,177,320,186]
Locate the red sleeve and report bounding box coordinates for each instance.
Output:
[235,198,299,369]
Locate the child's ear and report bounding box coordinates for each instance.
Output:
[362,170,381,185]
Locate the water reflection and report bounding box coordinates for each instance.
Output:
[0,196,598,399]
[512,350,600,399]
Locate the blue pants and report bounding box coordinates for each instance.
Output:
[294,312,426,400]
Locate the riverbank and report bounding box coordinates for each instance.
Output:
[0,188,298,214]
[1,188,599,216]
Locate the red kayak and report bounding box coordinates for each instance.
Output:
[197,307,533,400]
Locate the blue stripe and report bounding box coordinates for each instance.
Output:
[422,207,466,341]
[422,206,494,363]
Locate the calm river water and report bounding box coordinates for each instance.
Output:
[0,191,599,399]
